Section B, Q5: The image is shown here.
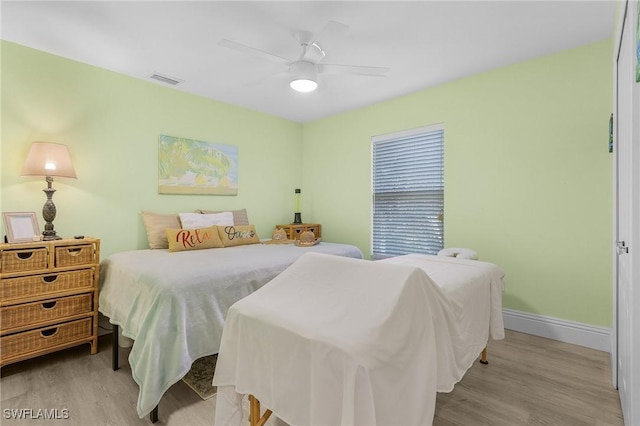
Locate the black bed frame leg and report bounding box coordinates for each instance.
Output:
[150,406,158,423]
[112,324,119,371]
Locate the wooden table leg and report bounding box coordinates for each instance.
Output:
[480,346,489,364]
[249,395,272,426]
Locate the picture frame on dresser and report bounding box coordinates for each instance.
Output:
[2,212,40,244]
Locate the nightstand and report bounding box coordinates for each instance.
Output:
[0,238,100,367]
[275,223,321,241]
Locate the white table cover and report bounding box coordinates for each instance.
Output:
[99,242,363,418]
[213,253,505,426]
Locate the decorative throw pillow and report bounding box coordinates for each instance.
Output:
[166,226,224,252]
[197,208,250,226]
[141,211,181,249]
[179,212,234,229]
[217,225,261,247]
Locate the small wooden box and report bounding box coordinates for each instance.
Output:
[275,224,321,241]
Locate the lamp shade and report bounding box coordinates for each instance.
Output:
[21,142,77,179]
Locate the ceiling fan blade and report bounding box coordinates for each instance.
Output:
[302,20,349,62]
[218,38,292,65]
[314,20,350,46]
[319,64,390,77]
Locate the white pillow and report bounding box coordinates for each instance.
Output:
[179,212,234,229]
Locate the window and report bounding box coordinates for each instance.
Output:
[371,124,444,259]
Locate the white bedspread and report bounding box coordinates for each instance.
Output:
[213,253,505,426]
[98,242,363,418]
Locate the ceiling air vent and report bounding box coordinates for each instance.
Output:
[149,72,183,86]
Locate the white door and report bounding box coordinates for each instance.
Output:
[614,1,639,425]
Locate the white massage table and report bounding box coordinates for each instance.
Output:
[212,252,505,426]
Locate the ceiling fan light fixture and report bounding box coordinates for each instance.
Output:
[290,78,318,93]
[289,61,318,92]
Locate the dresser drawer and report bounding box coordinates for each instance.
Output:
[55,244,95,268]
[0,269,94,304]
[0,248,48,274]
[0,317,92,363]
[1,294,92,333]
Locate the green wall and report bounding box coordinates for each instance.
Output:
[302,39,613,327]
[0,41,303,258]
[1,39,613,327]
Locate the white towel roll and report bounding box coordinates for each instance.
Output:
[437,247,478,260]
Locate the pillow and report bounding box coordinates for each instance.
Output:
[179,212,234,229]
[197,208,249,226]
[217,225,261,247]
[165,226,224,252]
[141,211,180,249]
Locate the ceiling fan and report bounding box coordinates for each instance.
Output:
[218,20,390,92]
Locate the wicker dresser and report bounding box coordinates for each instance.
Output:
[0,238,100,367]
[275,223,321,241]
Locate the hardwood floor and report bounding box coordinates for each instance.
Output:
[0,330,623,425]
[434,331,623,426]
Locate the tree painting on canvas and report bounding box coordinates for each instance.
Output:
[158,135,238,195]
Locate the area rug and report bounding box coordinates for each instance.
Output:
[182,354,218,400]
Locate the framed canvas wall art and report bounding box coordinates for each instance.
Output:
[158,135,238,195]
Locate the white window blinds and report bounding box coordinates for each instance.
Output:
[372,124,444,259]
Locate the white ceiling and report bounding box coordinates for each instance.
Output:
[1,1,615,123]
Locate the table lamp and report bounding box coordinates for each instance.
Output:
[293,188,302,224]
[21,141,77,240]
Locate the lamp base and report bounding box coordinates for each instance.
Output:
[42,231,62,241]
[293,213,302,224]
[41,178,62,241]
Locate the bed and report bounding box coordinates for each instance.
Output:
[98,241,363,419]
[212,252,505,426]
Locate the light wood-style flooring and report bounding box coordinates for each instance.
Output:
[0,330,623,425]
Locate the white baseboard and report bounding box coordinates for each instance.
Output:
[502,308,611,352]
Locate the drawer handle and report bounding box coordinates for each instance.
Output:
[42,301,57,309]
[42,275,59,284]
[41,328,58,338]
[16,252,34,260]
[67,248,82,256]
